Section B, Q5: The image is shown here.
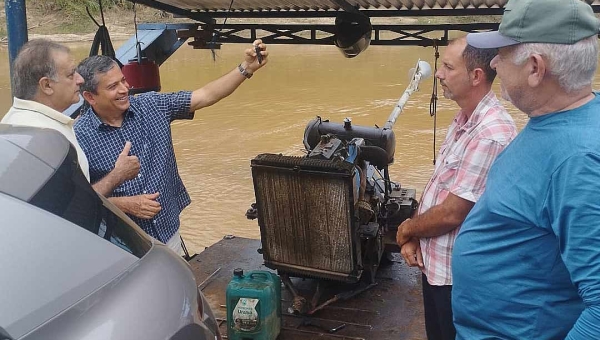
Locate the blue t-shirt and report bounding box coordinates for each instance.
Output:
[453,95,600,340]
[74,91,194,243]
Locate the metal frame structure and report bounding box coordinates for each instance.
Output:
[5,0,600,88]
[4,0,27,82]
[178,22,499,48]
[126,1,600,48]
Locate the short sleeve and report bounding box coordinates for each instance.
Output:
[138,91,193,121]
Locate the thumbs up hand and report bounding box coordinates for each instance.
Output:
[114,141,140,182]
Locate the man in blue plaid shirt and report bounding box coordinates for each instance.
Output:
[74,40,268,254]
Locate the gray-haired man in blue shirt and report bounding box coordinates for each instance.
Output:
[452,0,600,339]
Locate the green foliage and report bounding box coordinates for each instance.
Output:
[17,0,137,35]
[29,0,133,18]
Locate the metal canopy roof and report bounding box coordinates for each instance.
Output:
[147,0,514,11]
[135,0,600,17]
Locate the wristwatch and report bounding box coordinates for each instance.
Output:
[238,64,253,79]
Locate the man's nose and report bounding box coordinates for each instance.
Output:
[435,68,443,80]
[490,55,499,70]
[118,81,130,93]
[75,72,84,85]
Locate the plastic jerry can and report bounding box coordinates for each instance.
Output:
[226,269,281,340]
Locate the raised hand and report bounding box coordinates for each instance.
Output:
[244,39,268,71]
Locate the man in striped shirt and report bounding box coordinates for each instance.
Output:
[395,36,516,340]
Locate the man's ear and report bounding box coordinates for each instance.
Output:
[82,90,96,105]
[38,77,53,96]
[470,68,485,87]
[527,54,546,88]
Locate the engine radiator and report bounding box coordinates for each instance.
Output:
[251,153,361,282]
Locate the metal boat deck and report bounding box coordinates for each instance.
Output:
[188,237,426,339]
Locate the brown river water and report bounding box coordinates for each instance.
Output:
[0,41,597,254]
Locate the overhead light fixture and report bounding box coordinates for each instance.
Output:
[333,11,372,58]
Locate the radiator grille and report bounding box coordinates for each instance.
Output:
[251,154,358,280]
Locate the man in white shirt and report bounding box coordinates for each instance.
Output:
[1,39,138,196]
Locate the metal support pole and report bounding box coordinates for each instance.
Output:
[5,0,28,95]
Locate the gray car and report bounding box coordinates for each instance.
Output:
[0,124,221,340]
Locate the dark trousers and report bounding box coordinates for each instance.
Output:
[422,273,456,340]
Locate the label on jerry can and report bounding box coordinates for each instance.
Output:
[233,298,259,331]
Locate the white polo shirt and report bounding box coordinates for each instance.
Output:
[1,97,90,180]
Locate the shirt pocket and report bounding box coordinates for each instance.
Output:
[437,153,460,191]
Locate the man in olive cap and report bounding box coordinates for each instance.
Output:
[452,0,600,339]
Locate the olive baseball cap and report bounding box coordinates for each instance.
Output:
[467,0,600,48]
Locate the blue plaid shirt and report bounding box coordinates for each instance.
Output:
[74,91,194,242]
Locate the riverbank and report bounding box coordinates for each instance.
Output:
[0,2,172,43]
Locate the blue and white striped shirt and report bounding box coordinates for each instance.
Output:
[74,91,194,242]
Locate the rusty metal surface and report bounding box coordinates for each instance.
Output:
[251,154,357,280]
[188,237,425,339]
[254,171,354,273]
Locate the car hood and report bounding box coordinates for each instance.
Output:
[0,194,139,339]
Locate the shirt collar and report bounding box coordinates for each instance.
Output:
[454,90,498,131]
[83,107,106,129]
[82,102,135,130]
[12,97,74,126]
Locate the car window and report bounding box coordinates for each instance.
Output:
[97,195,153,257]
[28,145,152,257]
